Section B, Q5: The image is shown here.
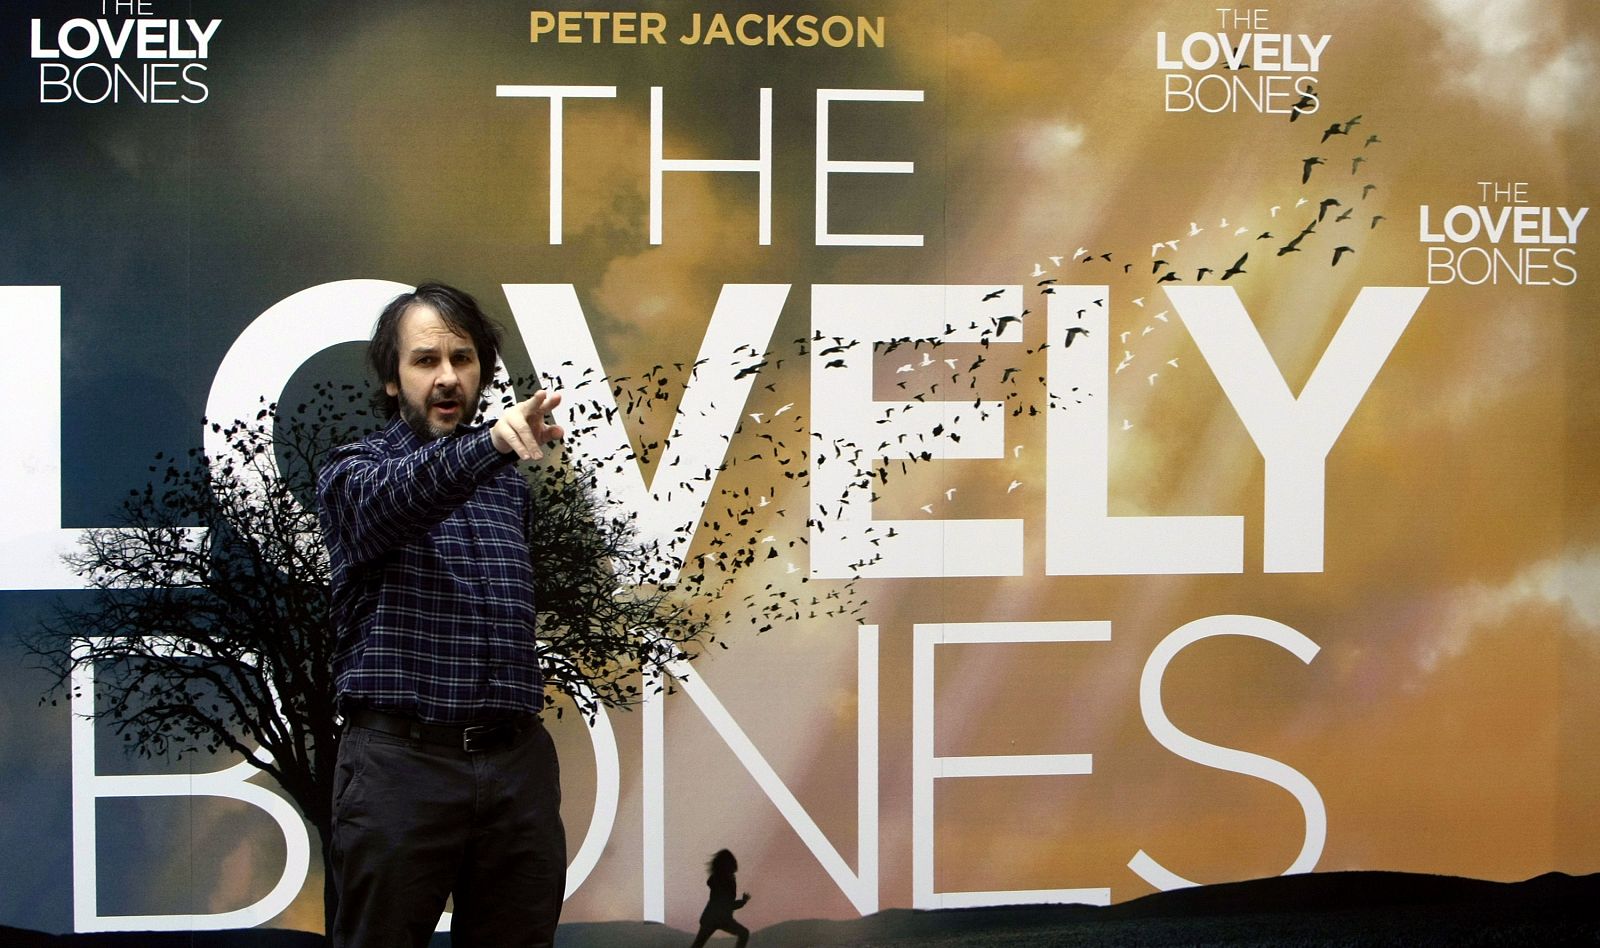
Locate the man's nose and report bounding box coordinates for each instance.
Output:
[437,361,458,388]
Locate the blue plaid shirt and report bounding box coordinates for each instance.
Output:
[318,418,542,725]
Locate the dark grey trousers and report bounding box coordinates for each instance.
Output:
[330,719,566,948]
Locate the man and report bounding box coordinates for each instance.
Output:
[317,282,566,948]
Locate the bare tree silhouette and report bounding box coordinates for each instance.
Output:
[28,381,732,928]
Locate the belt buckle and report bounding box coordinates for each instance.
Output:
[461,723,496,753]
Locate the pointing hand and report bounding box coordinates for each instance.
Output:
[491,390,564,460]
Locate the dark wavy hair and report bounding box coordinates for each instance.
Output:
[707,849,737,877]
[368,282,502,419]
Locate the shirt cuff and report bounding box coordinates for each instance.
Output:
[448,425,518,479]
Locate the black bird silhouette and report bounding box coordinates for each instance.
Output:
[1157,271,1181,283]
[1301,156,1325,184]
[1256,231,1274,240]
[1332,245,1355,266]
[1351,155,1366,175]
[1370,215,1386,229]
[1362,183,1377,200]
[1335,206,1354,222]
[1196,267,1214,281]
[982,288,1005,301]
[1062,327,1091,347]
[1364,134,1381,147]
[1317,197,1341,222]
[1153,259,1171,274]
[1289,83,1317,121]
[1278,223,1315,256]
[1320,123,1347,143]
[1221,253,1248,280]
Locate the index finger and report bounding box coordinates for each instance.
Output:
[521,389,561,418]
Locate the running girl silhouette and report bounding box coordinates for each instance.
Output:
[689,849,750,947]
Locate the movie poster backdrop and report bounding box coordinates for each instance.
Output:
[0,0,1595,936]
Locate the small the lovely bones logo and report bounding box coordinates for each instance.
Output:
[1157,7,1327,116]
[30,0,220,105]
[1421,182,1586,286]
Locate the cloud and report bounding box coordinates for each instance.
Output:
[1426,0,1599,130]
[1018,122,1087,168]
[1416,545,1600,677]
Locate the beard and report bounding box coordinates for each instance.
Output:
[398,388,475,441]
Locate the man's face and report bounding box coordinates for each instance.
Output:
[386,302,482,440]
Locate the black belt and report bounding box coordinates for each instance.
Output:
[347,708,534,753]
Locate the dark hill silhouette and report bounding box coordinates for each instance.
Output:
[5,872,1596,946]
[754,871,1599,946]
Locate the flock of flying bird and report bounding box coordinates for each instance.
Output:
[1015,97,1388,419]
[524,98,1387,637]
